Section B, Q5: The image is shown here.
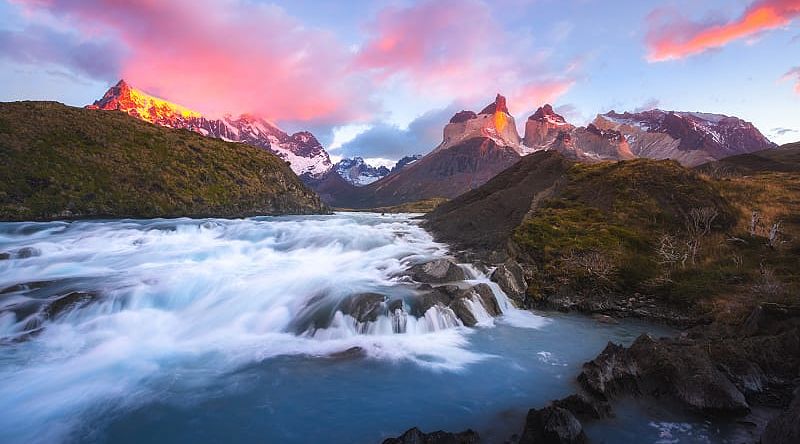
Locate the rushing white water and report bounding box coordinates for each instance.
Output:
[0,212,548,443]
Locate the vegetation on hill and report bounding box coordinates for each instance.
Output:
[0,102,326,221]
[426,148,799,322]
[511,154,798,319]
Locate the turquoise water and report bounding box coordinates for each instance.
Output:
[0,213,735,443]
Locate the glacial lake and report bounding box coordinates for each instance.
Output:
[0,213,741,443]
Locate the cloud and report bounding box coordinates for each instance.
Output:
[10,0,373,125]
[353,0,576,113]
[781,66,800,94]
[772,127,798,135]
[336,105,461,160]
[646,0,800,62]
[0,25,121,80]
[635,98,662,112]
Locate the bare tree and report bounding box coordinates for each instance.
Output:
[656,234,687,268]
[684,207,719,265]
[562,250,616,281]
[767,221,782,249]
[752,264,784,297]
[749,210,761,237]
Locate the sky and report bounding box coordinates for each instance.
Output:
[1,0,798,164]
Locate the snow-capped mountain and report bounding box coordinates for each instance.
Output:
[521,105,775,166]
[87,80,333,178]
[334,157,391,186]
[592,110,776,166]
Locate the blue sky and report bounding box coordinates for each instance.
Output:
[1,0,798,162]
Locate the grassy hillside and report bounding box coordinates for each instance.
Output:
[0,101,326,220]
[427,150,799,322]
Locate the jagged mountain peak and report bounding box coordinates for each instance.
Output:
[479,94,509,115]
[528,104,566,123]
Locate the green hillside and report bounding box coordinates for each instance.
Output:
[0,101,326,220]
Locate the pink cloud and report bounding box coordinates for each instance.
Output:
[782,66,800,94]
[354,0,575,113]
[11,0,372,125]
[646,0,800,62]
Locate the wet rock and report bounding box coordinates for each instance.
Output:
[490,259,526,306]
[579,334,750,414]
[382,427,479,444]
[449,297,478,327]
[519,406,587,444]
[42,291,99,319]
[409,259,466,284]
[761,388,800,444]
[551,393,612,420]
[327,346,366,360]
[339,293,387,323]
[471,283,502,316]
[412,288,453,316]
[0,252,10,260]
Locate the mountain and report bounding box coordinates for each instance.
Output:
[523,104,574,152]
[0,101,326,220]
[87,80,333,179]
[390,154,423,174]
[592,109,776,166]
[334,157,390,186]
[318,94,524,208]
[522,105,775,166]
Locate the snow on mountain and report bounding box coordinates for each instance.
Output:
[334,157,391,186]
[87,80,333,178]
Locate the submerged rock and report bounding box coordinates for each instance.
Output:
[490,259,526,306]
[15,247,40,259]
[519,406,587,444]
[409,259,466,284]
[42,291,99,320]
[382,427,479,444]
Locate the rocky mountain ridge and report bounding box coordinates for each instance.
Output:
[88,80,334,178]
[523,105,775,166]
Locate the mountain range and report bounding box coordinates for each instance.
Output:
[84,81,776,209]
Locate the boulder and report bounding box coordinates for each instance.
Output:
[471,283,502,316]
[15,247,40,259]
[519,406,587,444]
[338,293,386,323]
[490,260,527,306]
[409,259,466,284]
[412,287,453,316]
[449,297,478,327]
[579,334,750,414]
[382,427,479,444]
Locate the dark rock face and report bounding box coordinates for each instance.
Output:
[409,259,466,284]
[762,389,800,444]
[490,260,527,307]
[519,406,587,444]
[449,111,478,124]
[391,155,424,174]
[412,283,502,327]
[382,427,479,444]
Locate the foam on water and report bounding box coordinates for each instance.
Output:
[0,213,548,443]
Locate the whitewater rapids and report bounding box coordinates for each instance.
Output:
[0,212,547,443]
